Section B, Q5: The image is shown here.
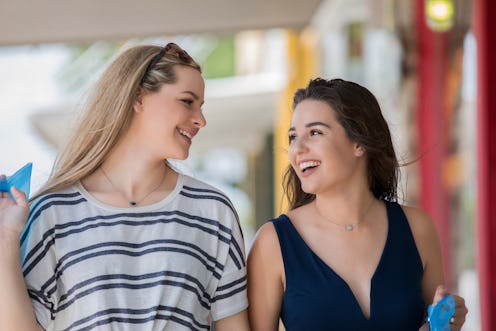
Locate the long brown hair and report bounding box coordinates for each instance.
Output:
[31,44,201,201]
[283,78,399,210]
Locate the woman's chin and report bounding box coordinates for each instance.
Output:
[300,185,318,195]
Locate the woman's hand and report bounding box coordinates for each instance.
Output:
[0,178,43,331]
[449,293,467,330]
[419,285,468,331]
[0,180,29,242]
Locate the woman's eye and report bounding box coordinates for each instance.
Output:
[288,134,296,143]
[181,99,194,105]
[310,129,322,136]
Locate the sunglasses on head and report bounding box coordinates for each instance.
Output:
[141,43,194,84]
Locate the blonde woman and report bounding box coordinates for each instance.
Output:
[0,43,249,331]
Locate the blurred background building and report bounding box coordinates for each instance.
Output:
[1,0,494,330]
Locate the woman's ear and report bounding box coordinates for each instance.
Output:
[133,88,144,113]
[355,145,365,157]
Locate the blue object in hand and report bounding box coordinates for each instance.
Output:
[0,163,33,200]
[426,294,455,331]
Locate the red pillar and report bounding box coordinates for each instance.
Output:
[474,0,496,330]
[415,0,452,287]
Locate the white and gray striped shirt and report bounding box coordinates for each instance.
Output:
[20,173,247,331]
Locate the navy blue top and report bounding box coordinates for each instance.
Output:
[271,201,425,331]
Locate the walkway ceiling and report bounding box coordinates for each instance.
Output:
[0,0,322,45]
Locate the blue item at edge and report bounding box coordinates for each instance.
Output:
[426,294,455,331]
[0,163,33,200]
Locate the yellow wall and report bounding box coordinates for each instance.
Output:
[273,28,319,215]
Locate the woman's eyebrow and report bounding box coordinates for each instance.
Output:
[181,90,205,106]
[182,90,199,99]
[288,121,331,132]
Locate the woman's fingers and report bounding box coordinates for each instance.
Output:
[0,185,30,237]
[10,187,28,207]
[430,286,468,331]
[432,285,447,305]
[449,294,468,330]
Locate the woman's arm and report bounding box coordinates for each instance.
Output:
[247,222,284,331]
[403,206,467,331]
[214,309,250,331]
[0,186,43,331]
[403,206,445,306]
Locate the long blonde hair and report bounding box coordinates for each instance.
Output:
[31,44,201,201]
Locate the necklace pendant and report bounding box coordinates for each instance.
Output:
[129,201,137,206]
[345,224,354,231]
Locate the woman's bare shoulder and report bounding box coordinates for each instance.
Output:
[400,204,441,264]
[400,204,438,235]
[249,219,281,257]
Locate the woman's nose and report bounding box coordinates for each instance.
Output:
[290,136,309,154]
[193,109,206,128]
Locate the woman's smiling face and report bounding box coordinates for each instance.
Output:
[288,99,363,195]
[133,64,206,160]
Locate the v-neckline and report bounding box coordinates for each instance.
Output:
[282,200,391,321]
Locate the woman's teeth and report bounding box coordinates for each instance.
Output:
[299,161,321,171]
[178,129,192,139]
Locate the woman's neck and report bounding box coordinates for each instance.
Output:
[81,142,176,207]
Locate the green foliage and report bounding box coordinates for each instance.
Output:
[201,36,235,79]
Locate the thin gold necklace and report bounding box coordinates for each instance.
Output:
[317,198,375,231]
[100,164,167,207]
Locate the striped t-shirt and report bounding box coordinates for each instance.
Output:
[20,173,248,331]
